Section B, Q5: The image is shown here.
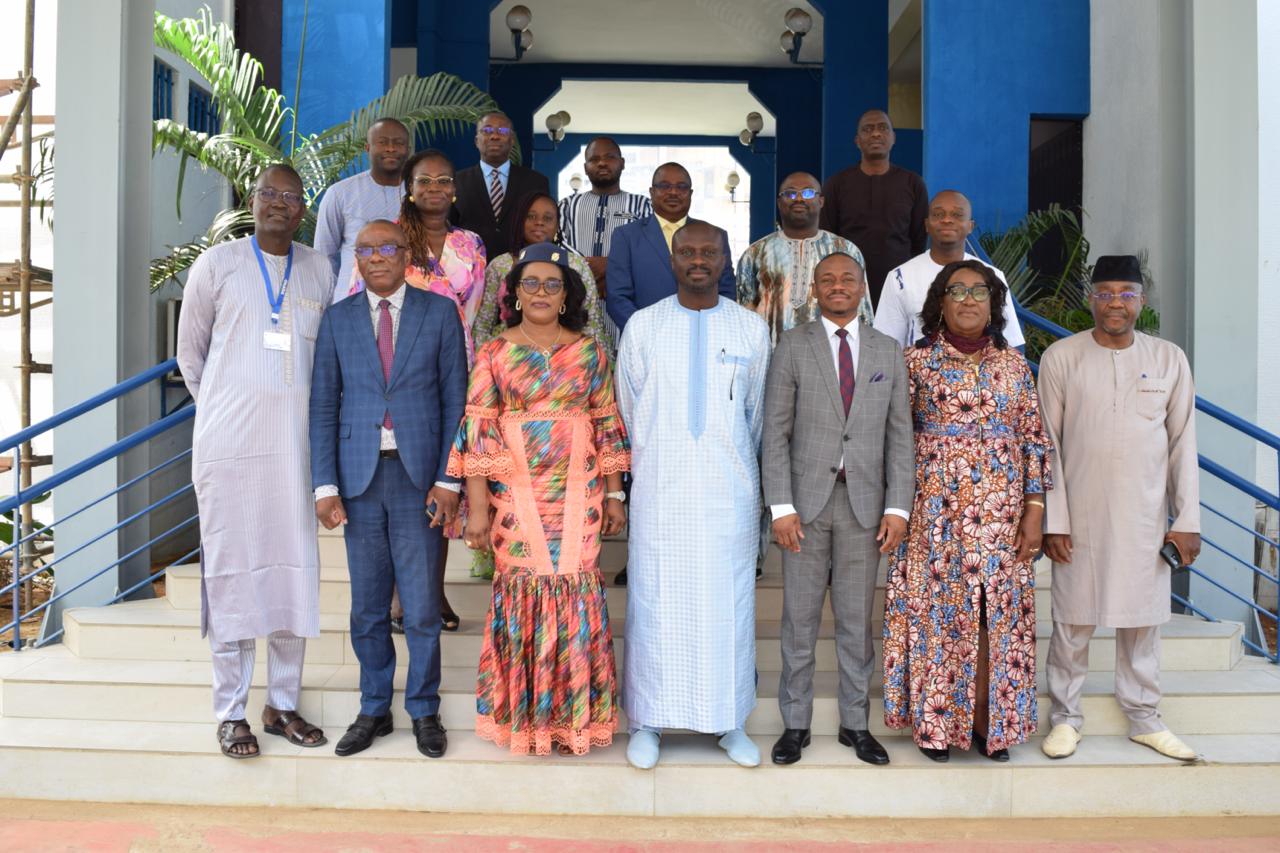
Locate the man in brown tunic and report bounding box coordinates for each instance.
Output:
[1038,255,1201,762]
[819,110,927,309]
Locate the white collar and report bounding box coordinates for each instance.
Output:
[365,282,407,310]
[821,314,859,341]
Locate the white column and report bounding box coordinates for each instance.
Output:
[49,0,157,633]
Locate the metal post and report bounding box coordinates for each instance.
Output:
[18,0,36,618]
[10,445,21,651]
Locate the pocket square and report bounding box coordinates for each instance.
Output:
[870,371,886,382]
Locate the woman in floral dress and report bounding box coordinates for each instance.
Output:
[883,260,1053,762]
[449,242,629,756]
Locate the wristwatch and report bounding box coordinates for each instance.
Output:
[605,490,626,503]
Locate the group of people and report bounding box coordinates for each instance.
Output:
[176,107,1203,771]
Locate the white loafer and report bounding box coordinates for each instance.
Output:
[626,729,661,770]
[1130,729,1197,761]
[718,729,761,767]
[1042,723,1082,759]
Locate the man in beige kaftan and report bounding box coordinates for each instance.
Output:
[1037,255,1201,762]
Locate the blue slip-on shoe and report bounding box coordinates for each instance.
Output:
[626,729,661,769]
[718,728,760,767]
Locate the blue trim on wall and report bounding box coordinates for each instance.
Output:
[281,0,391,144]
[923,0,1089,235]
[534,132,778,243]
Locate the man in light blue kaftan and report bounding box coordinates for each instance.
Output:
[616,220,771,769]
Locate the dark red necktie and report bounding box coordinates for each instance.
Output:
[836,327,854,417]
[378,299,394,429]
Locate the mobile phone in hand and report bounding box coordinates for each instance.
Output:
[1160,540,1185,572]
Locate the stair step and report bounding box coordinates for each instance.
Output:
[61,598,1244,673]
[0,716,1276,817]
[4,646,1278,737]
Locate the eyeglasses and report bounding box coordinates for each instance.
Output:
[945,284,991,303]
[1089,290,1142,304]
[518,277,564,295]
[254,187,304,208]
[479,125,513,137]
[412,175,454,188]
[354,243,405,258]
[652,182,692,194]
[778,188,820,201]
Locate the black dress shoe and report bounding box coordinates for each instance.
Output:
[334,713,392,756]
[771,728,810,765]
[412,714,448,758]
[389,615,404,635]
[973,730,1010,762]
[614,567,628,586]
[918,744,950,762]
[838,727,889,765]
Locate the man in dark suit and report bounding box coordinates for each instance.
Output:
[762,251,914,767]
[451,111,550,258]
[605,162,737,333]
[309,220,468,759]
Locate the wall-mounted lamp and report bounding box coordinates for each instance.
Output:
[545,110,571,147]
[507,5,533,61]
[738,111,764,151]
[725,170,743,202]
[569,174,583,194]
[780,7,820,66]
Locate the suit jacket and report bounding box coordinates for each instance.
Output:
[451,162,550,259]
[604,214,737,332]
[761,319,913,527]
[309,285,468,499]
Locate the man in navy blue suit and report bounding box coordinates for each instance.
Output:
[606,162,737,332]
[309,219,467,759]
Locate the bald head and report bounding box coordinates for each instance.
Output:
[670,220,726,298]
[777,171,824,234]
[354,219,409,297]
[925,189,974,249]
[855,109,895,162]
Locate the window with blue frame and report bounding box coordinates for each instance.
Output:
[187,82,221,135]
[153,59,174,121]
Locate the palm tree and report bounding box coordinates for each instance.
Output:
[150,6,504,290]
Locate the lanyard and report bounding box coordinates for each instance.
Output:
[251,235,293,326]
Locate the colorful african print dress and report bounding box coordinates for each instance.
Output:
[882,338,1053,752]
[447,335,630,755]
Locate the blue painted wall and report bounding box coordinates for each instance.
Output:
[813,0,889,178]
[281,0,391,142]
[922,0,1089,235]
[535,132,778,243]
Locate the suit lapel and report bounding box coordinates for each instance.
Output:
[388,287,428,389]
[349,294,385,386]
[643,216,672,266]
[847,330,879,427]
[807,321,846,421]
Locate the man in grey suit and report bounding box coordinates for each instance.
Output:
[762,251,914,765]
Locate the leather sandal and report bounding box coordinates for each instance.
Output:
[218,719,260,759]
[262,707,328,747]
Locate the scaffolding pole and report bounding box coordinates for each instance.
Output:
[16,0,37,615]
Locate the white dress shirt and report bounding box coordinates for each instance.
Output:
[770,315,909,522]
[315,282,458,500]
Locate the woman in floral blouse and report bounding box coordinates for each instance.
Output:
[883,260,1054,762]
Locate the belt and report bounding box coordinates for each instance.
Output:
[379,448,400,459]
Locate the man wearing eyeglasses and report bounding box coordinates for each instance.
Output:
[738,172,874,347]
[820,110,927,309]
[606,162,737,333]
[178,164,335,759]
[314,117,413,304]
[874,190,1025,350]
[1037,254,1201,763]
[451,111,550,259]
[309,219,468,759]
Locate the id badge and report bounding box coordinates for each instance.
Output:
[263,330,292,352]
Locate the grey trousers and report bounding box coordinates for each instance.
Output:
[778,481,881,730]
[210,630,306,722]
[1047,621,1166,736]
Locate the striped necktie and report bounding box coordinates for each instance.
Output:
[488,168,504,220]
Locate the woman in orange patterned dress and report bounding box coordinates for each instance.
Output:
[449,242,629,755]
[883,260,1053,762]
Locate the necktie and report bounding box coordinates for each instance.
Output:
[378,299,394,429]
[488,168,504,220]
[836,328,854,417]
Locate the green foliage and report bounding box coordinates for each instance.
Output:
[977,205,1161,360]
[149,5,503,291]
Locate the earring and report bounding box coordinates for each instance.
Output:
[408,194,415,203]
[451,196,458,203]
[515,299,521,311]
[559,304,566,315]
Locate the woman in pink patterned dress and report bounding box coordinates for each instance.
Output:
[882,260,1053,762]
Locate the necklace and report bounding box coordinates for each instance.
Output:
[518,322,562,356]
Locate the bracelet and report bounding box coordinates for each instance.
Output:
[1025,498,1045,508]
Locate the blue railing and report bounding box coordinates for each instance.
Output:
[2,358,198,650]
[1017,308,1280,662]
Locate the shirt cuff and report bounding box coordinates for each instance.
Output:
[314,484,339,500]
[770,504,798,521]
[884,508,910,521]
[434,480,461,493]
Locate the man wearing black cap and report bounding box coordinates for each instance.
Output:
[1036,255,1201,762]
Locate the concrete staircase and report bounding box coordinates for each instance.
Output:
[2,527,1278,817]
